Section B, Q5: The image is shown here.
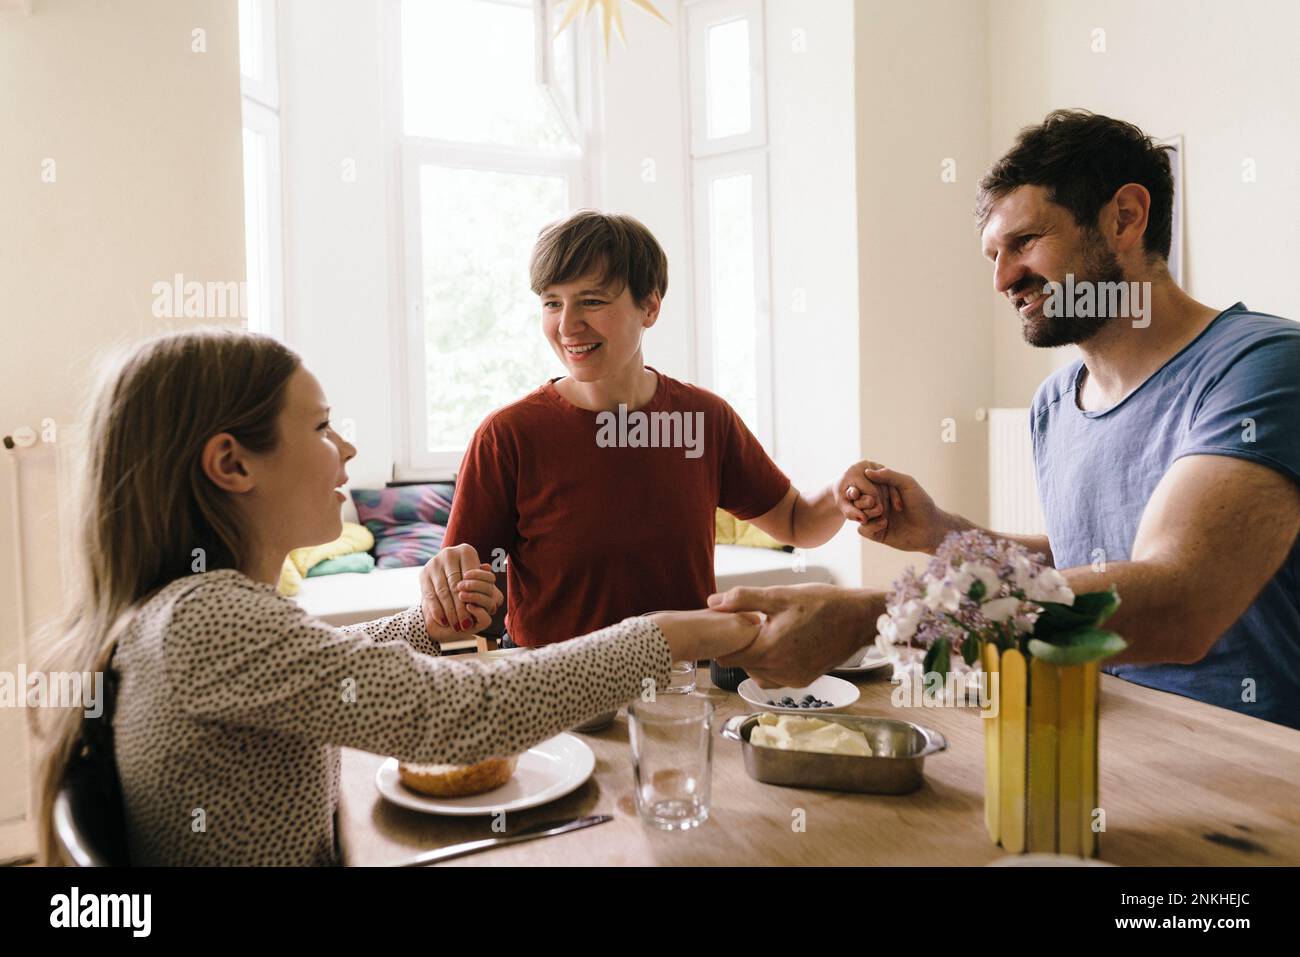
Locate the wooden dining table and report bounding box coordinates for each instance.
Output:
[338,664,1300,866]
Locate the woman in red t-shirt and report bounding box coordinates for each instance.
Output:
[421,211,886,647]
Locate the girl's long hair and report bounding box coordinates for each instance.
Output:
[31,327,300,864]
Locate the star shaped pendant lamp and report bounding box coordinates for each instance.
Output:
[554,0,671,55]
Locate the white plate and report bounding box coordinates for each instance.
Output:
[375,733,596,816]
[831,645,892,676]
[737,674,860,714]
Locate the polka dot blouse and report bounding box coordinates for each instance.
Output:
[111,569,672,866]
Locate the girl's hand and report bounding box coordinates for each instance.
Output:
[419,545,503,637]
[647,608,763,664]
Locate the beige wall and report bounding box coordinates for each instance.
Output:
[0,0,244,848]
[988,0,1300,406]
[854,0,994,587]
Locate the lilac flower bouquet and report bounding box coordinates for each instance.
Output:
[875,530,1126,680]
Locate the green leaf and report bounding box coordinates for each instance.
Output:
[961,635,982,667]
[1033,587,1121,637]
[1027,628,1127,666]
[922,637,951,676]
[968,579,987,602]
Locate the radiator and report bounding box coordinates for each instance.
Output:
[987,408,1047,537]
[0,420,82,860]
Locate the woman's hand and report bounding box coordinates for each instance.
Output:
[419,544,503,638]
[647,608,763,664]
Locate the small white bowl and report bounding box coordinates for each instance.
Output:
[737,674,859,714]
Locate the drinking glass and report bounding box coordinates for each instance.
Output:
[628,695,713,831]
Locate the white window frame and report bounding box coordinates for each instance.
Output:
[691,149,773,449]
[388,0,594,479]
[686,0,767,157]
[685,0,774,450]
[239,0,280,110]
[239,0,285,340]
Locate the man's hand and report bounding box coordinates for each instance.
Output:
[705,583,882,688]
[840,462,955,553]
[419,544,503,638]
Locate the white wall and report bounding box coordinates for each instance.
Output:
[0,0,244,856]
[988,0,1300,406]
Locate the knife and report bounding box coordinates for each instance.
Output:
[391,814,613,867]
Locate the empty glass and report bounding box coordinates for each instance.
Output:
[666,659,698,694]
[628,695,713,831]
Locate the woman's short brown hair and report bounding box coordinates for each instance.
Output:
[529,210,668,306]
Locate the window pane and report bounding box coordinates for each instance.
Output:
[419,165,569,452]
[241,125,270,331]
[549,3,579,122]
[238,0,263,83]
[706,18,751,139]
[402,0,573,149]
[708,172,758,431]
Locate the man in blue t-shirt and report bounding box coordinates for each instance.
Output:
[708,110,1300,731]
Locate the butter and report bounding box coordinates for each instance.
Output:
[749,712,873,757]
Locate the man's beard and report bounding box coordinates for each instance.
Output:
[1018,231,1125,348]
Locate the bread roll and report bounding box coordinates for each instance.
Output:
[398,755,518,798]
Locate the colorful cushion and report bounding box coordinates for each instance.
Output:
[351,483,454,569]
[307,552,376,577]
[277,522,375,595]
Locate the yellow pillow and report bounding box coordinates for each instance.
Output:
[277,522,375,596]
[715,508,785,550]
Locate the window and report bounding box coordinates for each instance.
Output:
[395,0,589,476]
[687,0,772,447]
[239,0,284,338]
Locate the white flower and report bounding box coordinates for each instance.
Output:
[1012,611,1038,634]
[923,578,961,614]
[1025,567,1074,604]
[966,561,1003,599]
[1010,554,1036,593]
[949,564,976,596]
[980,596,1021,623]
[879,600,924,646]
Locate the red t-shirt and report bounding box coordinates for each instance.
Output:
[444,369,791,647]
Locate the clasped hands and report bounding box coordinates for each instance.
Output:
[417,460,936,687]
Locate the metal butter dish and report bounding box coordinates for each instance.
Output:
[720,712,947,794]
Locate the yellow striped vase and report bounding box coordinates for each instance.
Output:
[980,644,1101,857]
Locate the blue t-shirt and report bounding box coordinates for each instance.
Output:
[1031,303,1300,729]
